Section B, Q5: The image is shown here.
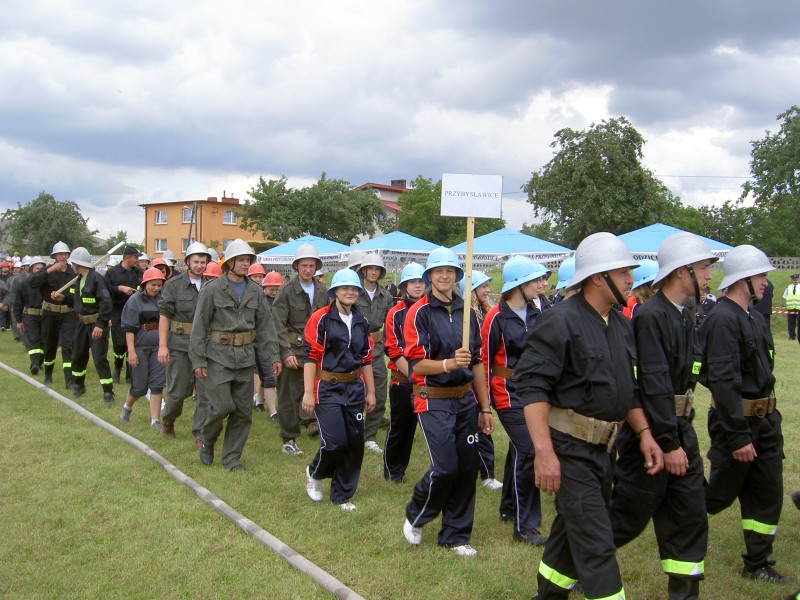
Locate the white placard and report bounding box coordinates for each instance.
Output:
[441,173,503,218]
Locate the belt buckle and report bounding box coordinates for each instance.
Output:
[418,387,428,399]
[606,422,620,453]
[329,375,339,384]
[220,332,229,344]
[752,400,767,418]
[293,336,304,346]
[175,323,184,334]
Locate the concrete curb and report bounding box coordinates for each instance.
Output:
[0,360,364,600]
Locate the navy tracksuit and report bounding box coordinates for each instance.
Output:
[305,303,373,504]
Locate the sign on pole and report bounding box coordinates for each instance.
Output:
[441,173,503,349]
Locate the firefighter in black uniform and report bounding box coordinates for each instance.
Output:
[13,256,46,375]
[105,245,143,383]
[55,247,115,404]
[610,232,717,600]
[29,241,78,388]
[515,232,663,600]
[699,244,788,584]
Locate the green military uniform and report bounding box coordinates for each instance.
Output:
[159,271,206,440]
[189,275,279,469]
[272,276,328,442]
[356,284,393,443]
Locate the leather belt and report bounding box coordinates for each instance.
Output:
[412,382,472,399]
[371,330,384,343]
[674,389,694,417]
[170,321,192,335]
[42,301,73,314]
[210,329,257,346]
[79,313,100,325]
[710,393,775,418]
[288,331,305,347]
[316,367,362,383]
[140,323,159,331]
[391,370,410,384]
[549,407,623,453]
[23,307,43,316]
[491,364,514,380]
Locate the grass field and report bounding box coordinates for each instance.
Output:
[1,270,799,599]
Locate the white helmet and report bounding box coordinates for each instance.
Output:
[293,243,322,271]
[653,232,718,288]
[359,253,386,280]
[69,247,93,268]
[223,239,256,266]
[184,241,211,263]
[29,256,46,268]
[13,260,22,269]
[162,249,178,266]
[21,255,32,267]
[207,247,219,262]
[51,241,70,257]
[567,232,638,289]
[718,245,775,291]
[138,253,150,262]
[347,249,367,270]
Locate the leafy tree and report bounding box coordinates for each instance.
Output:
[523,117,681,248]
[741,105,800,255]
[1,191,98,255]
[521,219,557,243]
[92,230,142,255]
[398,175,505,247]
[240,173,386,245]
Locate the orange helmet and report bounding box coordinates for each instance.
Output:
[151,258,168,269]
[141,266,166,285]
[247,262,266,277]
[263,270,283,286]
[204,261,222,279]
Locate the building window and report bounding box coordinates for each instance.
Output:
[222,209,238,225]
[155,210,167,225]
[155,239,168,252]
[182,207,195,223]
[181,238,196,253]
[222,239,235,252]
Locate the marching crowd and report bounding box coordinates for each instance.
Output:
[1,231,798,600]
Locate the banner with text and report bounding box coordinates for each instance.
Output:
[441,173,503,218]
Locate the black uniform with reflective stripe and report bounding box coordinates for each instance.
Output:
[105,264,144,309]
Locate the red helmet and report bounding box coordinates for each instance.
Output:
[141,266,166,285]
[204,261,222,279]
[247,262,266,277]
[150,258,169,269]
[263,270,283,286]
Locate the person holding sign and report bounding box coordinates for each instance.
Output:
[401,247,494,557]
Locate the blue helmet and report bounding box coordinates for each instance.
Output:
[555,256,575,291]
[501,256,551,294]
[423,246,464,286]
[327,268,364,298]
[399,261,425,286]
[632,259,659,289]
[460,269,492,295]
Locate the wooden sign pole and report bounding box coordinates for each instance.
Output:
[461,216,475,350]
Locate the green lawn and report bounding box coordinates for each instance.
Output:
[1,276,799,598]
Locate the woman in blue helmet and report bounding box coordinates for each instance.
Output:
[482,256,551,546]
[401,247,494,556]
[302,268,376,511]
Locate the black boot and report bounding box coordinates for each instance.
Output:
[668,577,699,600]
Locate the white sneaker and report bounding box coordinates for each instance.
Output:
[339,502,357,511]
[305,466,322,502]
[365,440,383,454]
[482,477,503,491]
[282,440,304,455]
[403,518,422,545]
[450,544,477,557]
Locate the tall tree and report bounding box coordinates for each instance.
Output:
[398,175,505,247]
[523,117,681,248]
[741,105,800,255]
[1,191,98,255]
[240,173,386,245]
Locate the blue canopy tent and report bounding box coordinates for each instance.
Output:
[619,223,732,260]
[256,235,349,270]
[450,228,572,269]
[345,231,439,267]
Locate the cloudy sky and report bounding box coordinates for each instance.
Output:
[2,0,798,245]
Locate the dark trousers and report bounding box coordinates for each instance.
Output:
[611,419,707,581]
[497,407,542,534]
[162,347,207,440]
[41,310,76,384]
[384,380,417,482]
[788,311,798,340]
[535,431,624,600]
[110,308,127,370]
[363,340,387,442]
[406,393,479,547]
[277,364,314,442]
[22,314,43,372]
[706,409,784,571]
[309,392,366,504]
[71,321,113,392]
[477,432,496,480]
[201,360,254,469]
